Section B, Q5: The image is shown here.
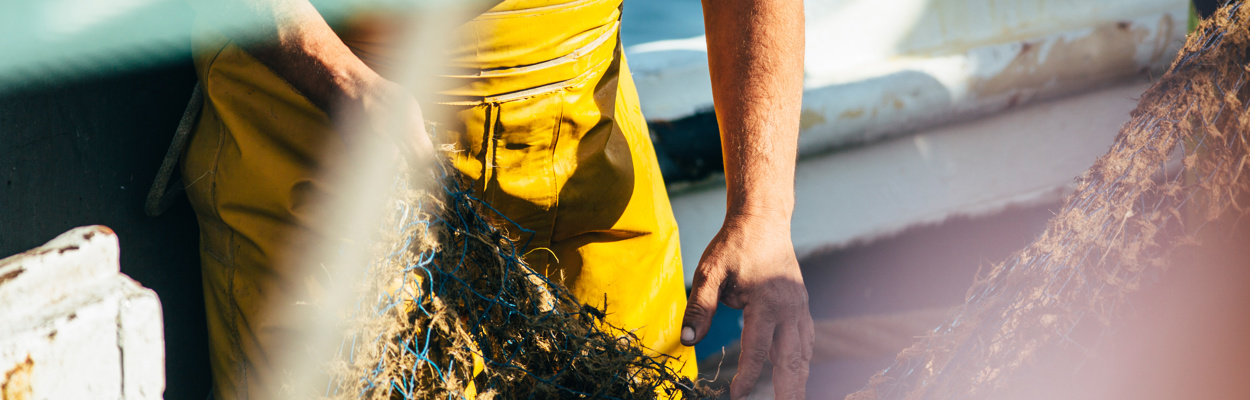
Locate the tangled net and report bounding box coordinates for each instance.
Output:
[848,3,1250,399]
[321,157,711,400]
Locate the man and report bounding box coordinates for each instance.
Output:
[181,0,812,399]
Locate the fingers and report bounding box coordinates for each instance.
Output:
[731,308,776,400]
[393,98,431,166]
[347,78,434,167]
[769,319,813,400]
[681,263,725,346]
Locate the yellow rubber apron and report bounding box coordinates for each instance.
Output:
[182,1,696,398]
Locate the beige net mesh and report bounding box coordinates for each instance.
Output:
[848,3,1250,399]
[322,161,714,400]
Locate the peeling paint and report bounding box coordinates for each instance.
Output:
[0,226,165,400]
[890,97,905,109]
[971,15,1174,101]
[838,108,865,120]
[0,268,23,286]
[1,356,32,400]
[799,109,827,131]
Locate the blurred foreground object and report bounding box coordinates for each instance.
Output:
[0,226,164,400]
[848,3,1250,399]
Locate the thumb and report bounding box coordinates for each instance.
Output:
[681,264,724,346]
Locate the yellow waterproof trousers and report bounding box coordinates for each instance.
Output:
[182,1,696,398]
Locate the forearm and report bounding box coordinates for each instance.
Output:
[701,0,804,223]
[189,0,380,117]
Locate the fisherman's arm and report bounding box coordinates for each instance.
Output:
[682,0,812,399]
[187,0,430,158]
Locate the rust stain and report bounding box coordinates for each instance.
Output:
[799,109,827,131]
[82,225,114,240]
[838,108,865,120]
[972,15,1174,100]
[0,268,23,286]
[2,356,33,400]
[56,246,79,255]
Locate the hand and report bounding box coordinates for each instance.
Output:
[336,77,435,167]
[682,215,814,400]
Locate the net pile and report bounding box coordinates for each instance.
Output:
[322,159,711,400]
[849,3,1250,399]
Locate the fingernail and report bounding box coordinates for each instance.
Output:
[681,326,695,343]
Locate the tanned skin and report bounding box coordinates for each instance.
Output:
[682,0,813,399]
[190,0,433,161]
[196,0,812,398]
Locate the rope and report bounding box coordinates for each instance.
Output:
[145,82,202,217]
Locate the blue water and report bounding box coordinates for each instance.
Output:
[620,0,705,46]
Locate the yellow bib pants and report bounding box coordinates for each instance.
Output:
[181,1,696,398]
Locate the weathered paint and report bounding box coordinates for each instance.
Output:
[0,226,165,399]
[626,0,1187,155]
[798,109,828,131]
[1,356,32,400]
[796,11,1182,155]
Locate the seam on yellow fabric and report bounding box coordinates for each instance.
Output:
[203,42,229,82]
[202,97,228,224]
[481,102,500,194]
[438,49,616,106]
[190,19,231,84]
[443,20,618,79]
[225,230,247,400]
[543,89,567,265]
[476,0,602,19]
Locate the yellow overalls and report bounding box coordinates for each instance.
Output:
[181,1,696,398]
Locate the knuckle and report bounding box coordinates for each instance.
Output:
[783,353,807,373]
[762,294,802,315]
[692,266,724,287]
[684,302,712,318]
[746,346,771,363]
[693,265,712,280]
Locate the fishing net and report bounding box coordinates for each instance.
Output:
[848,2,1250,399]
[320,156,712,400]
